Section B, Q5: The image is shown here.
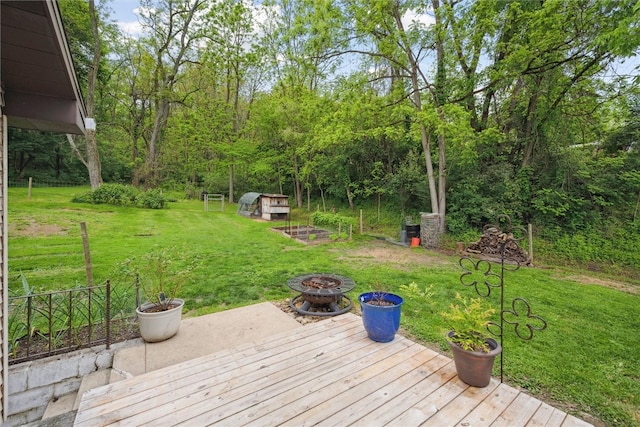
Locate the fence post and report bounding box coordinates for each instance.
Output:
[80,222,93,286]
[106,280,111,349]
[68,290,73,349]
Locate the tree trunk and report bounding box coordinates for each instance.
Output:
[66,0,103,189]
[148,100,170,187]
[228,163,234,203]
[392,3,440,216]
[85,0,102,189]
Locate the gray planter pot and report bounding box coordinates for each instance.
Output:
[136,298,185,343]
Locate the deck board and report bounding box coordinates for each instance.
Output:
[74,313,593,427]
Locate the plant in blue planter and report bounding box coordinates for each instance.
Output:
[359,291,404,342]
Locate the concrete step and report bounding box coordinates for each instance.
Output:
[41,392,76,420]
[41,367,133,422]
[73,369,111,410]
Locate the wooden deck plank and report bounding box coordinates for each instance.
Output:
[77,320,371,426]
[75,316,363,425]
[174,336,416,426]
[350,360,458,427]
[73,313,594,427]
[391,376,472,426]
[457,382,521,426]
[280,347,438,426]
[225,341,429,426]
[546,407,572,427]
[419,379,501,426]
[491,392,542,426]
[526,402,558,427]
[319,354,453,426]
[201,338,420,426]
[561,414,594,427]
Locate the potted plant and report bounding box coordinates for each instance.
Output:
[441,292,502,387]
[125,246,196,343]
[358,290,404,342]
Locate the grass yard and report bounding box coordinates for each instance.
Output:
[7,187,640,426]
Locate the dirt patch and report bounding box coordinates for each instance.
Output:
[336,238,454,268]
[9,220,67,237]
[561,274,639,295]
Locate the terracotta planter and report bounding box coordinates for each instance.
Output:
[136,298,184,343]
[447,330,502,387]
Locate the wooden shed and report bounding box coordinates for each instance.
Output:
[237,193,290,221]
[260,194,290,220]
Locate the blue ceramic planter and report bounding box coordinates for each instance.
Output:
[359,292,403,342]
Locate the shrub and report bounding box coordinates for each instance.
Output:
[72,184,167,209]
[89,183,139,206]
[136,188,166,209]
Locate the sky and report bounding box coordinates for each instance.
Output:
[109,0,142,36]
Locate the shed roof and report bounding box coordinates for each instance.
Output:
[237,192,261,216]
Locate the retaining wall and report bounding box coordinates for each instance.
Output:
[5,339,142,426]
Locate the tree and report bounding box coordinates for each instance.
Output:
[260,0,348,207]
[342,0,451,230]
[137,0,208,187]
[59,0,107,188]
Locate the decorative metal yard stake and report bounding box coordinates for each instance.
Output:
[458,214,547,382]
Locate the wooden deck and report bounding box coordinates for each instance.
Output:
[74,313,592,426]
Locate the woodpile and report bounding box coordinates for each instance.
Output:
[466,227,531,265]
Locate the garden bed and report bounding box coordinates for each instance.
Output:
[271,225,332,243]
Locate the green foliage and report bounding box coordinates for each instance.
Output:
[311,211,355,228]
[399,282,434,300]
[116,245,199,311]
[72,184,168,209]
[74,183,138,206]
[7,128,87,184]
[440,293,496,353]
[136,188,166,209]
[7,274,135,359]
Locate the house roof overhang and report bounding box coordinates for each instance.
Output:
[1,0,87,135]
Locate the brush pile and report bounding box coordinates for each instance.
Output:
[466,227,531,265]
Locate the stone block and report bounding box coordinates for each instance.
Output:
[27,356,79,388]
[54,377,82,396]
[78,353,98,376]
[8,385,52,415]
[95,350,114,369]
[8,364,29,394]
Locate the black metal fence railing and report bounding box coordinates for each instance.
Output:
[7,280,139,365]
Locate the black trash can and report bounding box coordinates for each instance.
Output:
[406,224,420,240]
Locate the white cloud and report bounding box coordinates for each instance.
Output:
[402,8,435,29]
[117,20,143,37]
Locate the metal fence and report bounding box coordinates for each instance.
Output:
[8,179,89,188]
[7,280,138,365]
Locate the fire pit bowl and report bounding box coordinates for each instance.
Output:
[287,273,356,316]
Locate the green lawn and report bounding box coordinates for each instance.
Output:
[7,187,640,426]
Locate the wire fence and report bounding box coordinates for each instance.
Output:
[8,179,89,188]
